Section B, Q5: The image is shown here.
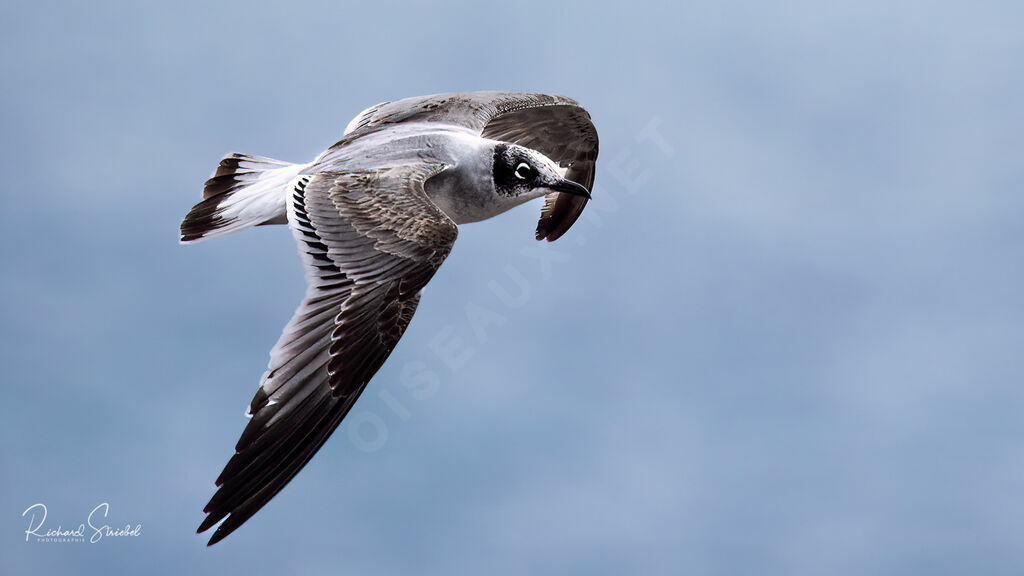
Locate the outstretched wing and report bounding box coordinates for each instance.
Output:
[198,163,457,545]
[345,92,599,241]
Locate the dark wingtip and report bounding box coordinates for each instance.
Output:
[198,513,234,546]
[206,529,228,546]
[197,514,219,535]
[535,159,594,241]
[535,192,589,242]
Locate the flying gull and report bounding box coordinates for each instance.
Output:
[180,91,599,545]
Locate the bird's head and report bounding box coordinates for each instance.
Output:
[492,143,591,203]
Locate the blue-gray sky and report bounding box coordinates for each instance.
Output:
[3,1,1023,574]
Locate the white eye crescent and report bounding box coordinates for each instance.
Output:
[514,162,533,180]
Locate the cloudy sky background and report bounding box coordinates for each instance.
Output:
[3,1,1023,574]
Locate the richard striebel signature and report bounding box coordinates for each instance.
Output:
[22,503,141,543]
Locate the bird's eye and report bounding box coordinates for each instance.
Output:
[514,162,534,180]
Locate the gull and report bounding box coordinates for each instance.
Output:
[180,91,599,545]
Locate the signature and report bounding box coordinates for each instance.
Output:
[22,503,142,543]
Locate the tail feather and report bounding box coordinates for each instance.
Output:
[180,153,305,243]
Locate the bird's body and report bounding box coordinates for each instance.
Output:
[181,91,598,545]
[322,127,516,224]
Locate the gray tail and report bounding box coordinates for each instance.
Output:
[180,153,306,243]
